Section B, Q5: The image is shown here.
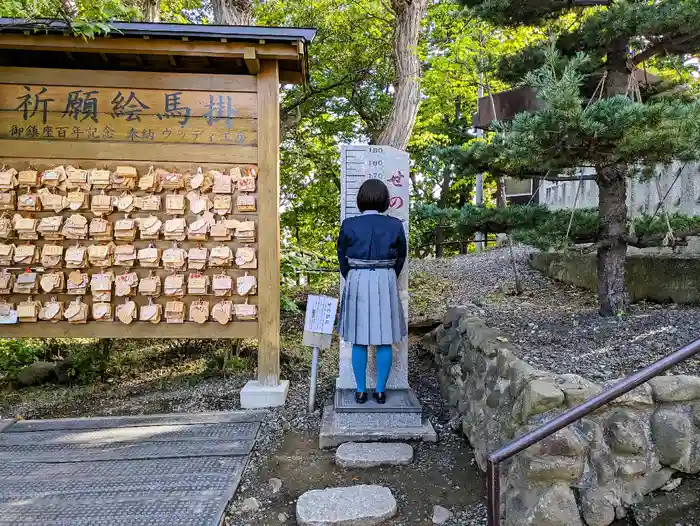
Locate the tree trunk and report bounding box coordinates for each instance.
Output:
[212,0,253,25]
[61,0,77,17]
[496,173,507,208]
[142,0,161,22]
[435,223,444,258]
[596,164,629,316]
[435,162,452,257]
[375,0,428,150]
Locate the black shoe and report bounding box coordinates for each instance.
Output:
[355,391,368,404]
[372,391,386,404]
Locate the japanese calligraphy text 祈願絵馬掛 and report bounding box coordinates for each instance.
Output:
[8,86,246,145]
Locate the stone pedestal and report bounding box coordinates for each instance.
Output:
[319,388,436,449]
[240,380,289,409]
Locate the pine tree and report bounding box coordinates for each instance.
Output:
[461,0,700,315]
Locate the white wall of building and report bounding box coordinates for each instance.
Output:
[541,162,700,217]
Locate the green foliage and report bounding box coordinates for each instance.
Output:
[0,339,46,378]
[414,202,700,251]
[462,48,700,176]
[462,0,700,84]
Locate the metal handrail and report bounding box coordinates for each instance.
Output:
[486,336,700,526]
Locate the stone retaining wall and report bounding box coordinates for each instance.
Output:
[422,306,700,526]
[530,251,700,304]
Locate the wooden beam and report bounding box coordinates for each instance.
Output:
[0,34,301,60]
[0,67,258,92]
[279,70,303,85]
[0,321,258,339]
[0,139,258,164]
[256,59,281,388]
[244,47,261,75]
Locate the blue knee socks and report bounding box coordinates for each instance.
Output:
[375,345,392,393]
[352,344,393,393]
[352,344,368,393]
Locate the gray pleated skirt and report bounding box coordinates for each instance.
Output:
[338,258,407,346]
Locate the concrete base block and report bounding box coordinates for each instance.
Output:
[0,420,15,432]
[319,405,437,449]
[240,380,289,409]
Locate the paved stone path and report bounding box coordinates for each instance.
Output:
[0,411,263,525]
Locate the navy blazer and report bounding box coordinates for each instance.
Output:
[337,211,407,279]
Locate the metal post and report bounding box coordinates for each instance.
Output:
[487,459,501,526]
[475,171,484,252]
[475,76,485,253]
[308,346,320,413]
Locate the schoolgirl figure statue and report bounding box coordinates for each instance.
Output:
[337,179,407,404]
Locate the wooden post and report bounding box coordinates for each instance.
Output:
[256,59,281,388]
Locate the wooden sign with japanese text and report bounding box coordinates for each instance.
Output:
[0,65,277,340]
[1,84,257,146]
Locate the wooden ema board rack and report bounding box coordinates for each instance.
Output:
[0,64,280,343]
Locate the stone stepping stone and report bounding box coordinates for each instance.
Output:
[296,484,397,525]
[335,442,413,468]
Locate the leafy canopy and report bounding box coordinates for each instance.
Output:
[464,48,700,175]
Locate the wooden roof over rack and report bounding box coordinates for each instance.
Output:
[0,18,316,85]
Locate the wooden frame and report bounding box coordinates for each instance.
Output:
[0,26,309,388]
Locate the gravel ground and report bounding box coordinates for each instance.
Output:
[412,246,700,382]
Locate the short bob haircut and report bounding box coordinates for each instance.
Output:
[357,179,390,213]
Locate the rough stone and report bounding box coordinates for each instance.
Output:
[508,360,539,398]
[590,448,617,486]
[278,512,289,523]
[524,483,583,526]
[618,459,648,479]
[524,454,584,483]
[431,505,452,525]
[526,426,586,457]
[16,361,55,386]
[296,485,397,526]
[335,442,413,468]
[650,409,694,467]
[580,488,617,526]
[269,478,283,494]
[607,382,654,409]
[607,410,647,455]
[443,307,469,328]
[650,375,700,402]
[556,374,602,408]
[633,468,675,496]
[240,497,260,513]
[520,380,565,423]
[497,348,518,379]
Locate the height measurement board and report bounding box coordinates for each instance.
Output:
[340,145,409,230]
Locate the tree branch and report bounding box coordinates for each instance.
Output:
[632,33,700,65]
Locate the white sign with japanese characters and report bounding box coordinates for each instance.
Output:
[304,294,338,335]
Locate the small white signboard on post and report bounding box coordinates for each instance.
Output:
[303,294,339,412]
[303,295,338,349]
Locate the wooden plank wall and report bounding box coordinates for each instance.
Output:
[0,66,278,345]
